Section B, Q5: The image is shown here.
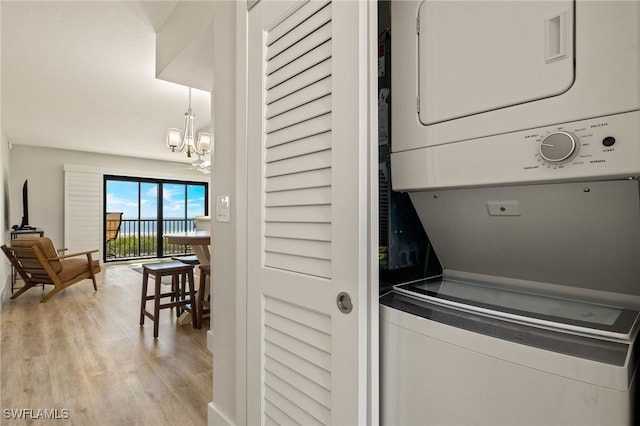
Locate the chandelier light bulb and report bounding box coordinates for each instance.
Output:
[166,128,182,152]
[197,133,211,153]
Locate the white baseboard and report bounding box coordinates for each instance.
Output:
[207,330,214,353]
[208,402,234,426]
[0,273,9,308]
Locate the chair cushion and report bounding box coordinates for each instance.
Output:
[171,255,200,265]
[143,261,193,274]
[12,237,62,273]
[58,258,100,282]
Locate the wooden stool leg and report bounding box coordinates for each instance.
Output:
[187,268,197,328]
[180,270,188,328]
[140,271,149,326]
[170,273,176,305]
[173,273,182,317]
[153,275,162,339]
[196,269,206,329]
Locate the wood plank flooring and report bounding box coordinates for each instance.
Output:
[1,263,212,425]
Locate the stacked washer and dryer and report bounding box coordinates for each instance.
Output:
[381,1,640,424]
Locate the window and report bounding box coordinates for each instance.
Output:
[103,175,208,262]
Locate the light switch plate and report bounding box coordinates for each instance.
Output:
[217,195,231,222]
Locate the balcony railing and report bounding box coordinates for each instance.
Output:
[105,218,196,261]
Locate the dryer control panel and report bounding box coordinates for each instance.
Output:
[525,114,632,172]
[391,111,640,191]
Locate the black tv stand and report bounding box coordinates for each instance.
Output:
[17,226,36,231]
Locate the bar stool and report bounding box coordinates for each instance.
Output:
[171,256,199,312]
[196,264,211,329]
[139,261,196,338]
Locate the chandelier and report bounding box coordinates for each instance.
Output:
[166,87,211,158]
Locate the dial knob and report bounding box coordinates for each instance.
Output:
[539,131,579,163]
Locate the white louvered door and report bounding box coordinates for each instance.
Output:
[246,1,374,424]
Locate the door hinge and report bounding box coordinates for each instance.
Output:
[417,95,420,113]
[416,17,420,34]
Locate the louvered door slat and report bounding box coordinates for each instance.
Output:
[266,77,332,119]
[265,186,331,207]
[265,295,332,335]
[266,95,331,134]
[266,150,331,177]
[265,340,331,389]
[265,222,330,241]
[265,402,295,426]
[266,2,331,59]
[266,114,331,148]
[266,131,331,162]
[265,357,331,407]
[265,311,331,352]
[267,19,331,75]
[267,41,332,90]
[266,1,330,45]
[266,205,332,223]
[265,328,331,374]
[265,372,331,424]
[265,327,331,370]
[264,386,324,426]
[265,252,331,277]
[266,59,331,105]
[266,237,331,261]
[265,169,331,193]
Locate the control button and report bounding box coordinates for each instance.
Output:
[602,136,616,147]
[539,131,579,163]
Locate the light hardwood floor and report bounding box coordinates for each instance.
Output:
[1,263,212,425]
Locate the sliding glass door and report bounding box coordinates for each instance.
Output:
[104,175,208,262]
[162,183,207,255]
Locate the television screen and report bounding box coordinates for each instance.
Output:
[18,179,34,230]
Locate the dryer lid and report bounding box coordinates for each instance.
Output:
[418,0,575,125]
[409,179,640,300]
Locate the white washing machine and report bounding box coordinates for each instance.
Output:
[380,288,639,425]
[384,1,640,424]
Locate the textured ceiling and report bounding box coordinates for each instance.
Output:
[1,1,212,164]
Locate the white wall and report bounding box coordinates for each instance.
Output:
[0,0,9,304]
[0,131,10,305]
[209,2,241,425]
[9,144,209,249]
[156,0,215,91]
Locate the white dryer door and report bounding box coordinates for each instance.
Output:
[418,0,574,125]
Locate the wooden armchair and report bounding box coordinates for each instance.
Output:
[1,237,100,303]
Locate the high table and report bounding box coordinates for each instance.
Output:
[164,231,211,326]
[164,230,210,266]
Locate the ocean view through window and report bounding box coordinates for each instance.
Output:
[103,175,208,262]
